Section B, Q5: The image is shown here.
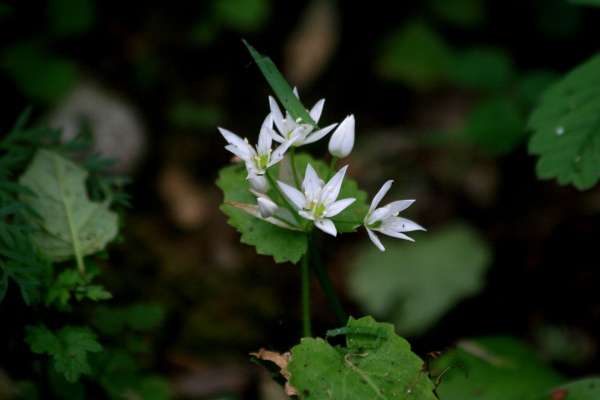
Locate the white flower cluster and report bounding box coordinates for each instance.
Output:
[219,91,424,250]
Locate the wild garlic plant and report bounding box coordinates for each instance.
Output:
[217,42,425,333]
[215,41,438,399]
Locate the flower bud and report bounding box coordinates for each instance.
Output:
[248,175,269,193]
[328,115,355,158]
[257,197,279,218]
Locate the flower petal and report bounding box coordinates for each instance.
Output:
[257,197,279,218]
[385,200,415,215]
[326,198,356,217]
[382,217,426,233]
[309,99,325,122]
[369,180,393,214]
[265,124,285,144]
[316,218,337,236]
[375,229,415,242]
[303,164,321,203]
[248,176,269,193]
[219,128,248,150]
[298,210,315,221]
[328,115,355,158]
[366,228,385,251]
[224,144,250,161]
[367,207,390,225]
[301,123,337,145]
[278,181,305,210]
[321,165,348,205]
[269,97,285,134]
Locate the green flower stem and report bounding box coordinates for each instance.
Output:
[290,147,301,189]
[327,156,339,181]
[307,232,348,327]
[301,251,312,337]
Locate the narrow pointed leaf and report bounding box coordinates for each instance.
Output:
[243,39,318,129]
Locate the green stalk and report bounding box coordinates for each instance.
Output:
[289,147,301,189]
[327,156,338,181]
[307,232,347,327]
[301,251,312,337]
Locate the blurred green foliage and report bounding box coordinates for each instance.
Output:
[349,223,491,337]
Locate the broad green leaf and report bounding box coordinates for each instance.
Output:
[243,40,318,129]
[528,52,600,190]
[18,149,119,273]
[450,47,514,91]
[517,70,560,107]
[25,325,102,383]
[216,154,368,263]
[377,20,454,90]
[349,222,491,337]
[431,335,565,400]
[464,97,525,154]
[535,377,600,400]
[2,43,77,103]
[287,316,438,399]
[429,0,486,27]
[217,164,308,264]
[127,303,165,331]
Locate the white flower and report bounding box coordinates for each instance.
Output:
[219,114,296,179]
[364,180,426,251]
[328,115,355,158]
[226,200,301,230]
[248,176,269,193]
[257,197,279,218]
[265,89,337,147]
[278,164,356,236]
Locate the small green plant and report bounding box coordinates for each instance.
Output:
[220,39,600,400]
[0,109,168,399]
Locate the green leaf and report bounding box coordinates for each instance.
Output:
[528,52,600,190]
[126,303,165,331]
[216,154,368,263]
[535,377,600,400]
[18,149,119,273]
[450,47,514,91]
[464,97,525,154]
[287,316,438,399]
[25,325,102,383]
[217,164,308,264]
[517,70,561,107]
[377,20,454,90]
[431,335,565,400]
[47,0,96,37]
[213,0,271,33]
[2,43,77,103]
[243,40,318,129]
[429,0,486,27]
[0,258,44,306]
[349,222,491,337]
[78,285,112,302]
